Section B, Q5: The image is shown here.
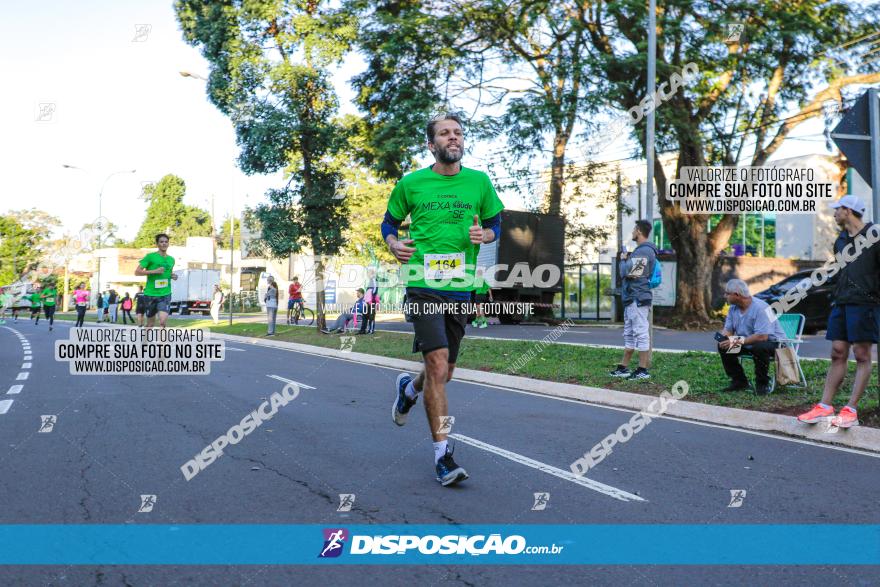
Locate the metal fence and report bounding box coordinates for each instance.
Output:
[555,263,614,320]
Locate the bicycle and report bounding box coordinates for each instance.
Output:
[288,302,314,326]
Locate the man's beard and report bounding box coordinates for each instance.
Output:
[435,143,463,164]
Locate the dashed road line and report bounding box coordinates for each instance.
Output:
[16,372,29,380]
[266,374,316,390]
[0,400,13,414]
[7,385,23,395]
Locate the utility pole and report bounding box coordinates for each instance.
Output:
[646,0,656,224]
[615,171,623,322]
[646,0,657,363]
[228,192,234,327]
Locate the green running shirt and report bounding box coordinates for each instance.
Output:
[41,287,57,306]
[139,251,175,296]
[387,166,504,291]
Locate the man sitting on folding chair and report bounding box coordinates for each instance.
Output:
[717,279,786,396]
[321,288,367,334]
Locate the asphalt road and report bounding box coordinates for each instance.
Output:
[1,317,877,585]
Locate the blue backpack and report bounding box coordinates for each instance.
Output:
[649,259,662,289]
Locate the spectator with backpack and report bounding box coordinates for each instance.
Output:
[120,292,135,324]
[358,267,379,335]
[609,220,660,381]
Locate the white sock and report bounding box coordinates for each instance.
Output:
[433,440,448,463]
[405,380,419,400]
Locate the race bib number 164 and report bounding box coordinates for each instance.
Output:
[424,253,466,280]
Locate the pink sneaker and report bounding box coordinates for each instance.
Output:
[830,406,859,429]
[797,403,834,424]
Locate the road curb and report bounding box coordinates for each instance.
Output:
[214,332,880,454]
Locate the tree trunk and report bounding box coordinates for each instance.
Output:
[313,254,327,331]
[545,132,568,216]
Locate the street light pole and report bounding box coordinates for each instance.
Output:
[63,166,136,297]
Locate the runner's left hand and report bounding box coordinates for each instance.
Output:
[469,215,484,245]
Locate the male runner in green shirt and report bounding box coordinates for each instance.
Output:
[40,283,58,331]
[134,233,178,328]
[29,287,42,324]
[383,113,504,486]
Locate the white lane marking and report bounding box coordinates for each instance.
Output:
[226,347,245,352]
[24,355,32,360]
[22,363,32,369]
[0,400,13,414]
[450,433,645,502]
[7,385,23,395]
[16,372,29,380]
[266,374,316,390]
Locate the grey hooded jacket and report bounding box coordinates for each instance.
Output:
[619,241,659,307]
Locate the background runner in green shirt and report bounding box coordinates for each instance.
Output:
[29,290,42,323]
[135,233,178,328]
[40,285,58,330]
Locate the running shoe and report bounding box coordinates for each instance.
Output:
[479,319,487,329]
[392,373,417,426]
[436,447,468,486]
[471,320,479,327]
[628,367,651,381]
[830,406,859,428]
[797,403,835,424]
[609,365,630,378]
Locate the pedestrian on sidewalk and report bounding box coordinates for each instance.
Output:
[716,279,785,395]
[102,291,110,322]
[358,267,379,334]
[95,291,104,322]
[108,289,119,323]
[798,196,880,429]
[210,284,224,325]
[120,293,135,324]
[609,220,658,381]
[265,276,278,336]
[134,285,146,327]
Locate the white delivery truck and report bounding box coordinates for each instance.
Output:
[169,269,220,315]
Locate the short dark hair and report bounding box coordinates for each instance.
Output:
[155,233,170,244]
[426,113,464,143]
[635,220,652,238]
[853,209,864,219]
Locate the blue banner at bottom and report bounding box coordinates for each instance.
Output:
[0,525,878,565]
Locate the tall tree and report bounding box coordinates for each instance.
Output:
[177,0,356,330]
[133,174,212,247]
[0,216,40,285]
[352,1,602,206]
[579,0,880,324]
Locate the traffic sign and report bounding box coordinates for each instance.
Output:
[831,91,873,187]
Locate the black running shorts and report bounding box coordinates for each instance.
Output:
[406,289,469,363]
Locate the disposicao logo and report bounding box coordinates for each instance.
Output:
[319,528,348,558]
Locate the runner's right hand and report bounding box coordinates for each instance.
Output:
[389,238,416,263]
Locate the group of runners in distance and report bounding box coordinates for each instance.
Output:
[0,233,177,332]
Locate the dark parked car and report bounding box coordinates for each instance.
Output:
[753,269,838,334]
